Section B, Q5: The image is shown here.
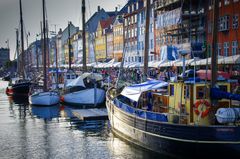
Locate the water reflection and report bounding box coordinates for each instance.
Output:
[30,104,60,120]
[8,95,29,105]
[1,80,174,159]
[61,105,106,132]
[8,96,29,120]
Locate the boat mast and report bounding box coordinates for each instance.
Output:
[211,0,219,87]
[82,0,87,72]
[54,25,59,89]
[36,35,39,72]
[16,29,20,76]
[19,0,25,79]
[143,0,150,77]
[68,21,72,69]
[42,0,47,91]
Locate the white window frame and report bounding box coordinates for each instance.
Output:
[224,0,230,5]
[217,43,222,56]
[232,41,238,55]
[219,15,229,31]
[233,15,239,29]
[223,42,229,56]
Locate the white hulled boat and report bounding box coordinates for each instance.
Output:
[29,91,60,106]
[29,0,60,106]
[61,72,105,106]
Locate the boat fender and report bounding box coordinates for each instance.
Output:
[194,100,210,118]
[60,96,64,102]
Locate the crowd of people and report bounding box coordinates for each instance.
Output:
[91,67,178,86]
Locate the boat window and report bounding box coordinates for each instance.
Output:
[67,75,70,79]
[170,85,174,96]
[184,86,190,99]
[219,85,227,92]
[196,86,208,99]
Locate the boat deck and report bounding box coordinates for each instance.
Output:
[72,108,108,120]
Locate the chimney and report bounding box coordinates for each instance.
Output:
[59,28,62,34]
[98,6,101,12]
[115,7,118,15]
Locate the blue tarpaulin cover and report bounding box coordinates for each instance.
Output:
[211,88,240,101]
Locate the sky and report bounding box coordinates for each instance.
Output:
[0,0,127,60]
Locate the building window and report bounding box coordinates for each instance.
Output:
[150,39,154,49]
[218,43,222,56]
[150,23,153,33]
[233,15,239,29]
[233,0,239,2]
[141,12,144,24]
[196,86,208,99]
[184,86,190,99]
[170,85,174,96]
[219,15,229,31]
[224,0,230,5]
[223,42,229,56]
[232,41,238,55]
[209,0,213,10]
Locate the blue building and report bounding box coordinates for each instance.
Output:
[123,0,144,65]
[137,0,155,64]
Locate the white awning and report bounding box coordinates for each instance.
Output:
[66,72,103,87]
[120,80,168,102]
[190,55,238,66]
[218,54,240,64]
[174,58,199,66]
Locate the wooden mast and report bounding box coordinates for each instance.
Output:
[82,0,87,72]
[211,0,219,87]
[16,29,20,76]
[42,0,47,91]
[68,21,72,69]
[143,0,150,77]
[19,0,25,79]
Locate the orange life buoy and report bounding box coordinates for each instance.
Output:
[194,100,210,118]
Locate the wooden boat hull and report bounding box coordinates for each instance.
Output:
[106,96,240,159]
[12,82,31,96]
[62,88,105,106]
[29,91,60,106]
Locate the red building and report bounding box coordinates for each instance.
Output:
[206,0,240,57]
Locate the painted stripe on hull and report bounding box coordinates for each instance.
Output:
[106,100,240,158]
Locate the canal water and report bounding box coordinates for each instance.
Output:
[0,80,171,159]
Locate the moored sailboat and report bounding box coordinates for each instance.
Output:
[106,0,240,158]
[6,0,32,97]
[61,72,105,106]
[29,0,60,106]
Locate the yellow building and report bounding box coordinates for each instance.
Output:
[95,17,115,61]
[113,16,124,62]
[95,21,106,61]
